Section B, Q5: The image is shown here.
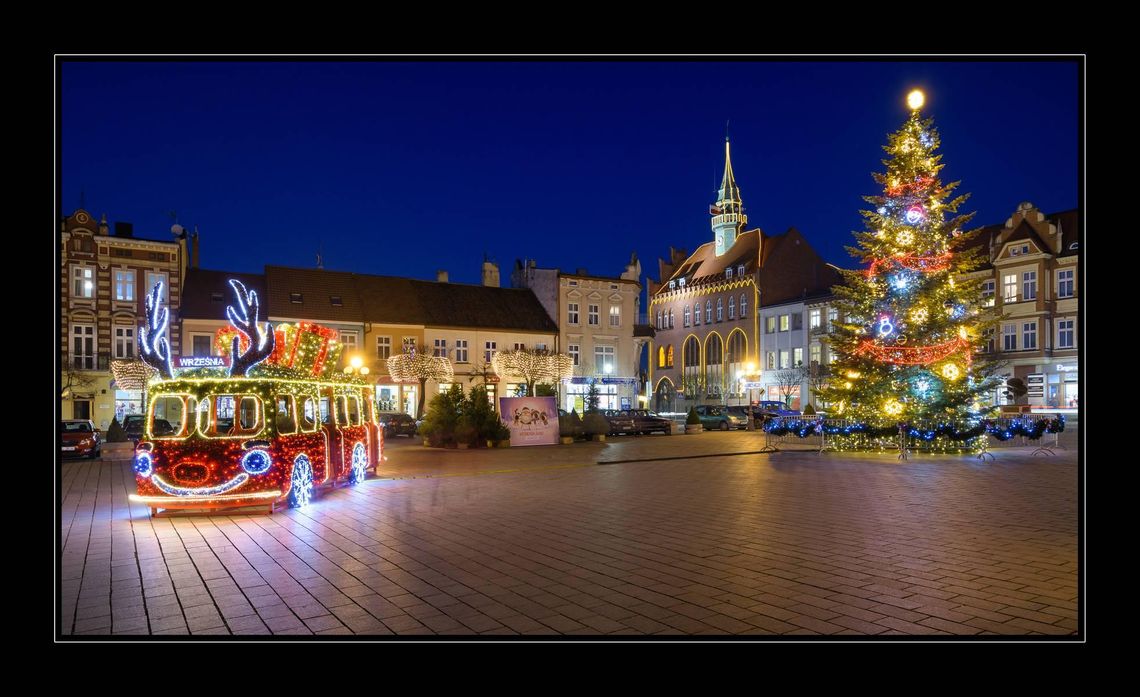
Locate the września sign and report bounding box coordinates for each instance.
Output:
[175,356,231,368]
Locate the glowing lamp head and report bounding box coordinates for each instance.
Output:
[350,356,363,369]
[360,367,370,375]
[907,89,925,111]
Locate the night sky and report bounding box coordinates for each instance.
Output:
[60,59,1079,292]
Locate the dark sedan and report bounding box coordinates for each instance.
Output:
[378,412,418,438]
[627,409,672,435]
[601,409,638,435]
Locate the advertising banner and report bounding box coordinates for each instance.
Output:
[499,397,559,446]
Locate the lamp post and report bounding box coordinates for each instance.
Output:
[743,361,759,431]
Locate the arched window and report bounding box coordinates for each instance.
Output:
[705,300,712,324]
[656,311,662,329]
[693,303,701,325]
[683,305,691,327]
[658,346,666,368]
[666,344,674,368]
[725,330,747,396]
[740,293,748,317]
[716,298,723,322]
[682,336,701,396]
[705,334,723,396]
[668,309,674,328]
[728,296,736,320]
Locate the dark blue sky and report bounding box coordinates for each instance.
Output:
[61,60,1079,289]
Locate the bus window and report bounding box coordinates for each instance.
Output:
[275,395,297,435]
[301,397,318,432]
[215,395,236,434]
[151,395,193,438]
[196,397,211,434]
[238,396,262,433]
[347,395,361,426]
[336,396,349,426]
[320,397,331,425]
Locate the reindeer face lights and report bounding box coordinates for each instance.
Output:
[226,279,275,377]
[139,282,175,379]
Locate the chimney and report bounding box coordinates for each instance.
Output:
[481,260,500,287]
[114,221,133,238]
[192,229,200,269]
[436,270,449,283]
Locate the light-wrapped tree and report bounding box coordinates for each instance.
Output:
[387,351,454,417]
[491,348,573,397]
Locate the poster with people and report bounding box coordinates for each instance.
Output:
[499,397,559,446]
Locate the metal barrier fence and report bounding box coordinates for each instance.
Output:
[763,414,1066,459]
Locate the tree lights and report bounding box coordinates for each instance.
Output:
[816,89,1001,451]
[491,348,574,396]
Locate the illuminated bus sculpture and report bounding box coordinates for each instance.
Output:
[128,280,381,515]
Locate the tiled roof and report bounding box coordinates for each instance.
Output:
[663,229,761,289]
[180,268,266,320]
[264,266,365,323]
[408,280,559,333]
[1050,209,1080,256]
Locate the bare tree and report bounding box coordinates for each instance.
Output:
[773,364,808,407]
[806,361,831,409]
[387,352,455,416]
[61,367,95,398]
[491,348,573,396]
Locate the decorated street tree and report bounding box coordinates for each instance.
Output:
[819,90,999,445]
[387,351,454,417]
[491,348,573,397]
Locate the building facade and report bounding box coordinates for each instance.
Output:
[647,140,840,414]
[60,209,188,427]
[964,202,1080,408]
[512,256,645,412]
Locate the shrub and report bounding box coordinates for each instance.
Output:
[559,409,583,438]
[418,384,465,447]
[106,417,128,443]
[583,412,609,436]
[686,407,701,425]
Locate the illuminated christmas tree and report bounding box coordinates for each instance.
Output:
[820,89,999,440]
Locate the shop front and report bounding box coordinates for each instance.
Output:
[563,377,638,413]
[1048,363,1079,409]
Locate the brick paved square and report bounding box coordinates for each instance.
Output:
[59,434,1079,639]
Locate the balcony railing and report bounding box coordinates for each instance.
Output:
[71,355,110,371]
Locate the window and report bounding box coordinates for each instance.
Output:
[72,324,95,369]
[238,396,261,432]
[726,296,734,320]
[810,344,821,365]
[152,395,191,438]
[347,396,361,426]
[114,326,135,359]
[535,343,546,351]
[594,345,615,374]
[609,305,621,327]
[683,305,691,327]
[301,397,318,432]
[810,309,821,329]
[320,397,331,425]
[766,352,775,370]
[192,335,212,357]
[1022,321,1037,350]
[111,247,132,258]
[656,311,662,329]
[568,303,579,324]
[570,344,581,367]
[705,301,712,324]
[827,308,838,331]
[716,298,723,322]
[113,269,135,301]
[779,315,790,332]
[668,309,674,328]
[340,331,358,357]
[982,280,995,307]
[513,342,526,351]
[435,338,448,358]
[737,265,745,278]
[402,337,417,354]
[726,267,733,280]
[1003,274,1018,302]
[657,346,664,368]
[376,336,391,360]
[275,395,297,435]
[793,313,803,330]
[290,292,303,304]
[779,350,789,369]
[693,303,701,326]
[1057,269,1074,298]
[740,294,747,317]
[72,266,95,298]
[1057,319,1074,349]
[1010,244,1029,257]
[485,341,496,363]
[330,295,343,306]
[610,284,618,290]
[766,316,776,334]
[335,396,349,426]
[793,348,803,367]
[455,339,468,362]
[1022,271,1037,301]
[982,328,995,353]
[1003,323,1017,351]
[666,345,673,368]
[669,280,675,290]
[588,304,600,325]
[678,278,686,288]
[145,272,168,300]
[569,280,578,287]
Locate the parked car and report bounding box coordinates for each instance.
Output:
[726,406,754,425]
[601,409,638,435]
[694,405,746,431]
[628,409,672,435]
[753,400,802,423]
[60,420,101,459]
[122,414,146,443]
[378,412,418,438]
